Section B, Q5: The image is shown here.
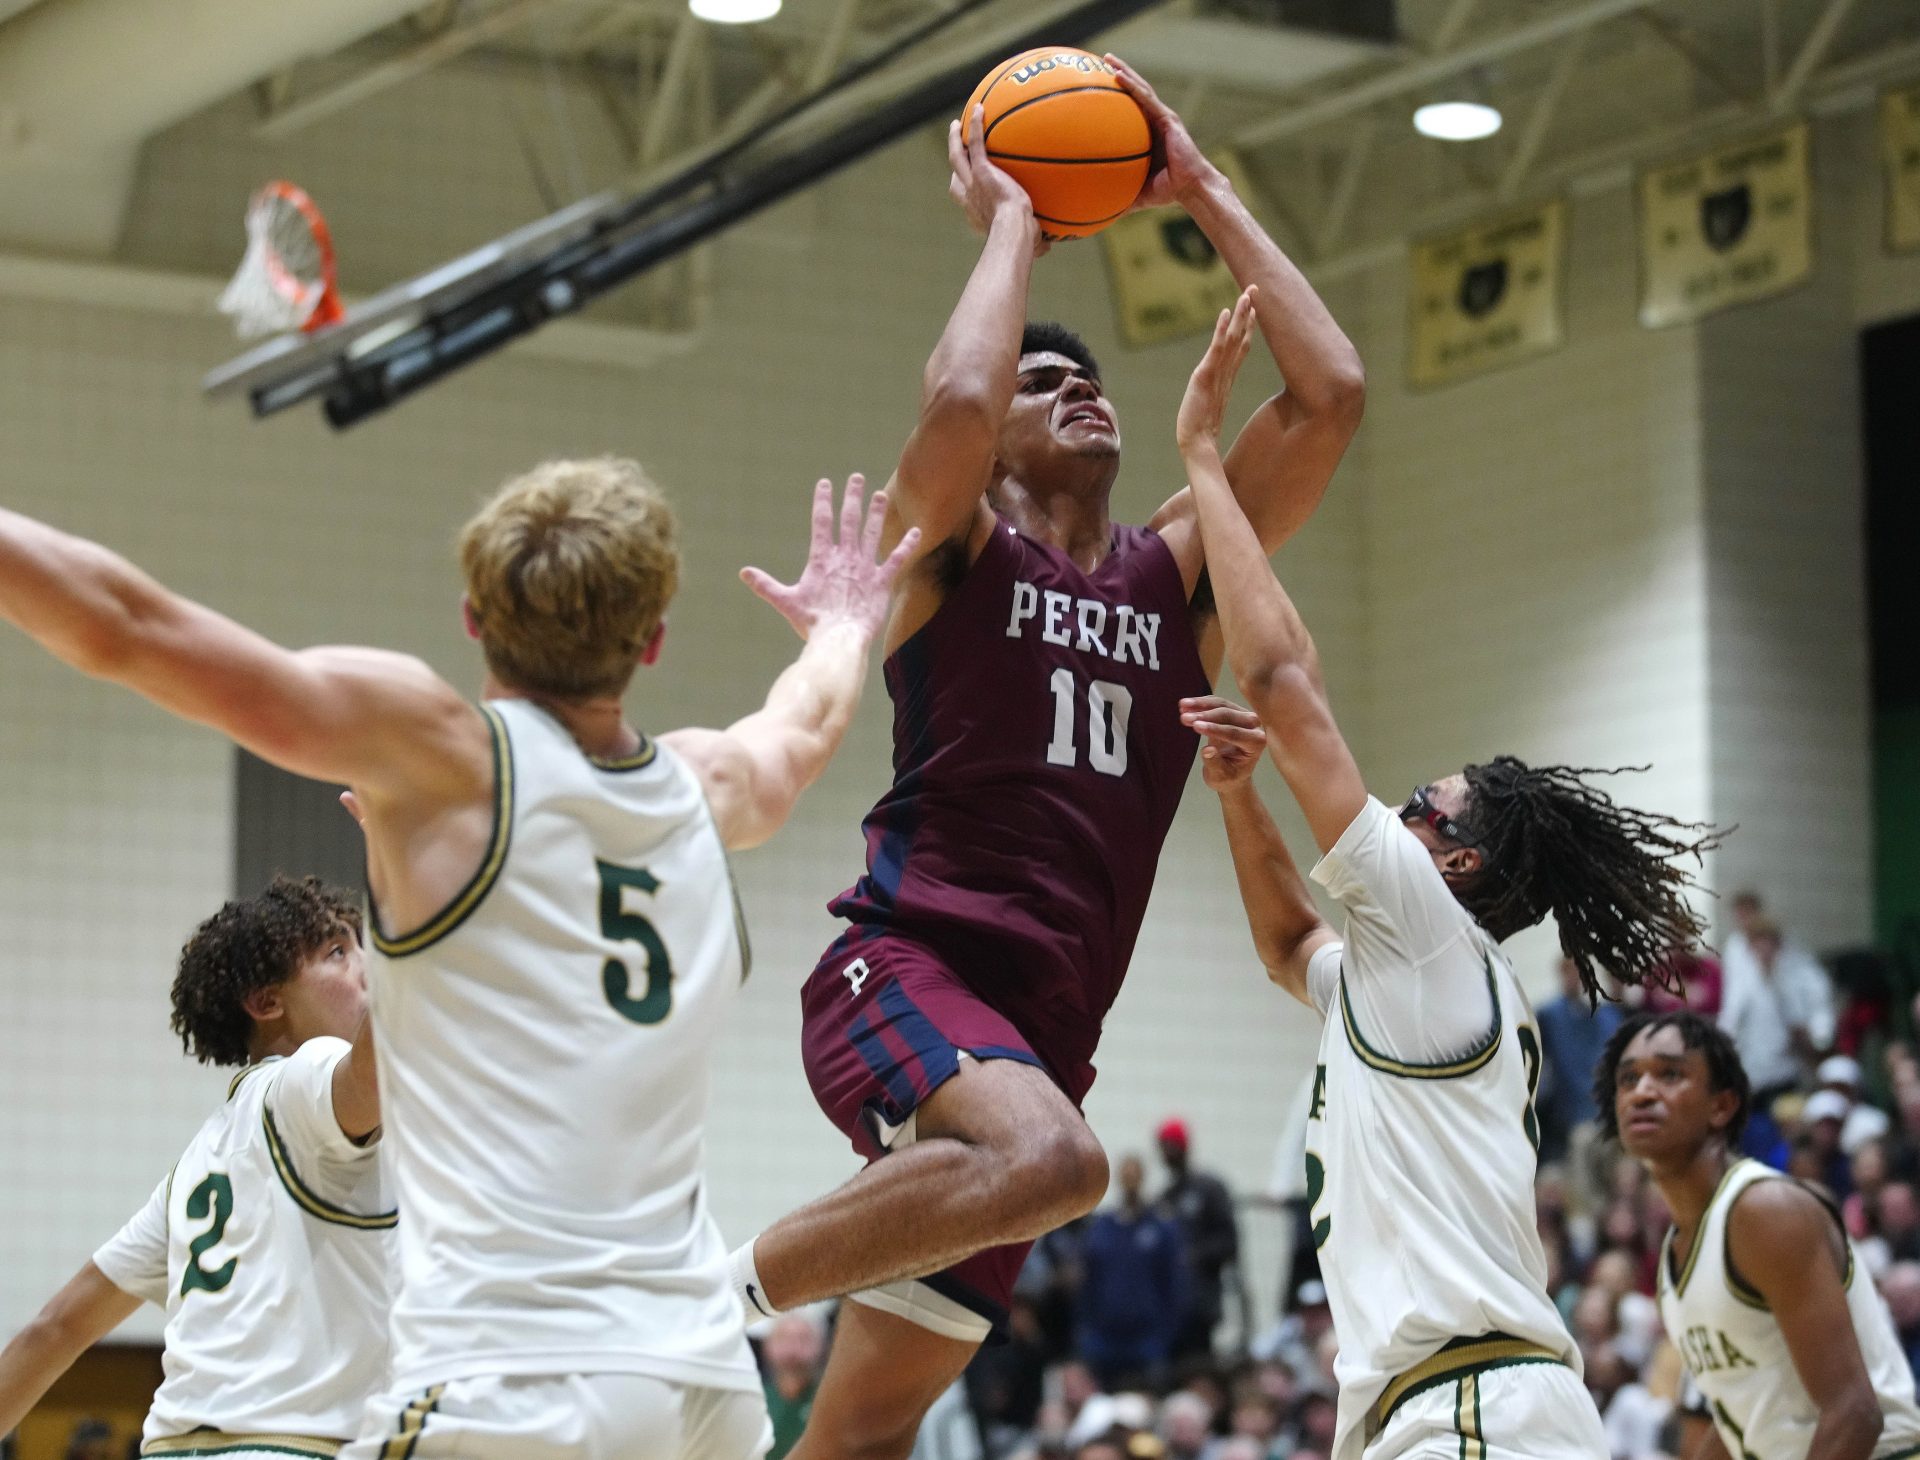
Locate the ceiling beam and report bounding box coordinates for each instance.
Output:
[1497,25,1588,201]
[1633,10,1758,105]
[1233,0,1657,150]
[1427,0,1480,54]
[1315,114,1376,256]
[257,0,567,138]
[639,9,703,166]
[1774,0,1861,111]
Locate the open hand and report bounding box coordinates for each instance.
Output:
[1181,695,1266,790]
[1177,286,1258,454]
[741,474,920,642]
[949,106,1048,257]
[1106,55,1222,213]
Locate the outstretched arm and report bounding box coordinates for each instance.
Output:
[664,476,917,851]
[1176,292,1367,853]
[1113,59,1363,572]
[0,508,487,802]
[0,1264,141,1435]
[882,109,1044,560]
[1184,695,1335,1006]
[1731,1184,1884,1460]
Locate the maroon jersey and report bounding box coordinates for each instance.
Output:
[829,514,1211,1099]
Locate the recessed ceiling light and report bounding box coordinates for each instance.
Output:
[689,0,780,21]
[1413,101,1503,141]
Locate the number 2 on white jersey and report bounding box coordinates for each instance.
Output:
[1046,668,1132,776]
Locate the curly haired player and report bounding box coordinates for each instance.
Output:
[0,876,391,1460]
[1604,1010,1920,1460]
[1176,289,1725,1460]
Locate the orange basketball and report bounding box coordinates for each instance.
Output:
[961,48,1151,239]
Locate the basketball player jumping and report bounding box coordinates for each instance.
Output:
[0,877,391,1460]
[0,465,915,1460]
[726,59,1365,1460]
[1605,1010,1920,1460]
[1176,291,1725,1460]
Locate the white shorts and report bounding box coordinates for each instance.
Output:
[343,1373,772,1460]
[1370,1361,1606,1460]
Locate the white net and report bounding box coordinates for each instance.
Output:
[218,188,330,339]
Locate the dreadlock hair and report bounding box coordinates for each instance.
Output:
[170,875,362,1068]
[1020,321,1100,383]
[1593,1010,1752,1147]
[1454,756,1726,1002]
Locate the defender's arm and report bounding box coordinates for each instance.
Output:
[664,477,915,850]
[1730,1182,1884,1460]
[1177,296,1367,853]
[0,1264,142,1435]
[0,507,489,801]
[1185,695,1336,1006]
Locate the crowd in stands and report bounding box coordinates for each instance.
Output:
[750,891,1920,1460]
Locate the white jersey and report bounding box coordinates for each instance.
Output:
[364,698,757,1394]
[1303,797,1588,1460]
[1657,1158,1920,1460]
[92,1038,394,1456]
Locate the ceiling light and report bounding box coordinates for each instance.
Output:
[689,0,780,21]
[1413,101,1502,141]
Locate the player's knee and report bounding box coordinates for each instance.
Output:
[802,1405,924,1460]
[1017,1123,1108,1219]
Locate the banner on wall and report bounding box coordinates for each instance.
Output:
[1883,83,1920,252]
[1407,199,1566,389]
[1103,153,1255,347]
[1638,122,1813,328]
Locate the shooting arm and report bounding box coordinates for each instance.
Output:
[332,1011,381,1144]
[1732,1184,1884,1460]
[0,1264,141,1435]
[0,507,486,797]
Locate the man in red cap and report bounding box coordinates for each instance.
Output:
[1154,1118,1241,1360]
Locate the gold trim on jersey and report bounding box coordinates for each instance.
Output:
[142,1432,341,1458]
[1661,1159,1751,1300]
[587,734,658,772]
[1455,1374,1485,1460]
[226,1060,277,1101]
[370,704,514,958]
[1339,953,1502,1079]
[1365,1333,1564,1440]
[261,1106,398,1231]
[1721,1167,1856,1311]
[380,1385,447,1460]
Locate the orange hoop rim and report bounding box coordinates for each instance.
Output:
[253,179,343,331]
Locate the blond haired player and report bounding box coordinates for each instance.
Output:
[1174,293,1721,1460]
[0,463,917,1460]
[0,877,388,1460]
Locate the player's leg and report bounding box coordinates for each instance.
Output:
[342,1374,689,1460]
[677,1384,775,1460]
[785,1299,979,1460]
[751,1052,1105,1308]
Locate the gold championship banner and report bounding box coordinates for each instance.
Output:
[1103,153,1255,347]
[1407,200,1565,389]
[1883,83,1920,252]
[1638,122,1812,328]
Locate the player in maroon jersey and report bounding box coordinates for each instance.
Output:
[729,60,1364,1460]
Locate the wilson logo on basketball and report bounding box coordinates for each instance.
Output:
[1009,54,1115,86]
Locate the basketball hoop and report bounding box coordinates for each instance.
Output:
[217,181,344,339]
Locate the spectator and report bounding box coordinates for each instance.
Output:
[1647,946,1723,1018]
[1587,1342,1670,1460]
[62,1422,114,1460]
[1819,1054,1894,1154]
[1847,1139,1892,1246]
[1883,1183,1920,1264]
[1536,958,1625,1190]
[1253,1280,1333,1383]
[1078,1155,1185,1390]
[1154,1119,1241,1361]
[1292,1392,1336,1460]
[1157,1391,1214,1460]
[969,1297,1050,1451]
[1799,1089,1857,1198]
[1719,899,1836,1107]
[761,1312,825,1460]
[1882,1262,1920,1377]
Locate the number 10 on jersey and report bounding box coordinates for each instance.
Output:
[1046,669,1132,776]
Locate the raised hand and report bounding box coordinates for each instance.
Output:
[1105,55,1222,213]
[741,474,920,642]
[1181,695,1267,791]
[1178,286,1258,455]
[949,105,1048,256]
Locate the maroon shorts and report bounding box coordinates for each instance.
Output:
[800,927,1062,1335]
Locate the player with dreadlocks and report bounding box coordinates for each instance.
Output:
[1173,290,1722,1460]
[1603,1010,1920,1460]
[0,875,393,1460]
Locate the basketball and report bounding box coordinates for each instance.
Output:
[961,48,1151,239]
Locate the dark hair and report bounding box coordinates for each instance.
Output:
[1021,321,1100,382]
[1454,757,1726,1001]
[170,876,362,1067]
[1593,1010,1751,1146]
